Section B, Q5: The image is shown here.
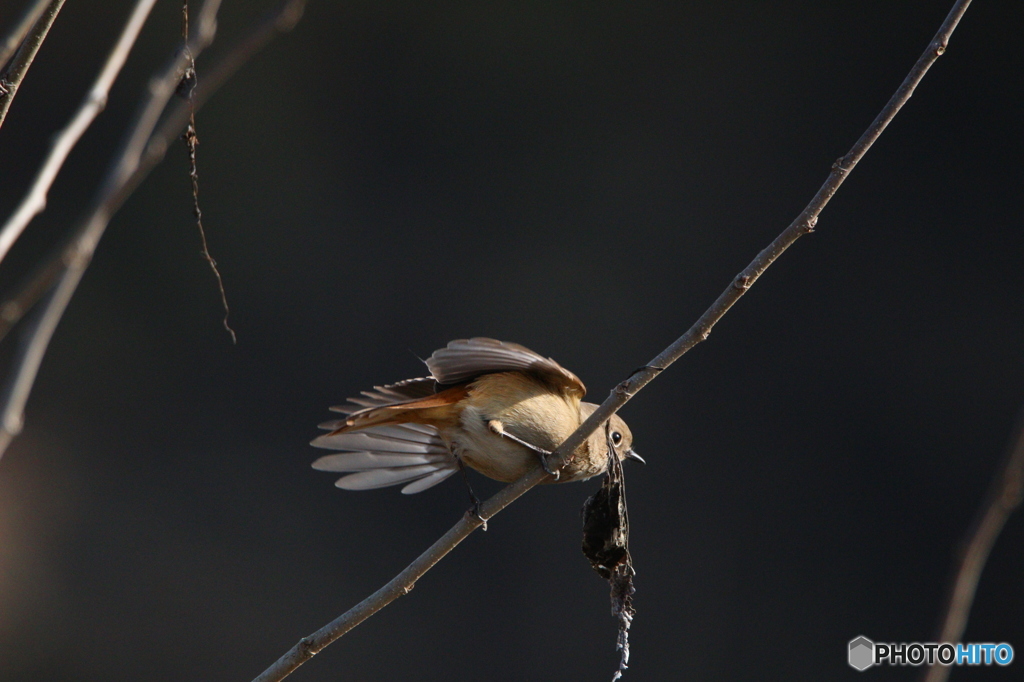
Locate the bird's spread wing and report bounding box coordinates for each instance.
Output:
[311,422,457,494]
[425,337,586,397]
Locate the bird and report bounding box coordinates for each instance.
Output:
[311,337,643,495]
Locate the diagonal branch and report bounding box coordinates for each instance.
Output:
[0,0,156,266]
[251,1,975,680]
[922,410,1024,682]
[0,0,66,131]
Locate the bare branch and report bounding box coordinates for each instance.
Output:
[0,0,307,457]
[0,0,307,461]
[921,410,1024,682]
[0,0,66,130]
[251,1,975,680]
[0,0,307,348]
[0,0,157,266]
[0,0,224,460]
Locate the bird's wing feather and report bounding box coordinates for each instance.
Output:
[328,377,437,414]
[425,337,586,397]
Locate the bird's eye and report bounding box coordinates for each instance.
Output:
[611,431,622,445]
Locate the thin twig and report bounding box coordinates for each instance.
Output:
[922,410,1024,682]
[0,0,156,266]
[0,0,224,460]
[0,0,65,131]
[181,0,236,342]
[252,1,974,680]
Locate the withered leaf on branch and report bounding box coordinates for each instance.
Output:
[582,425,636,680]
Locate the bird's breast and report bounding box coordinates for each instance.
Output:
[444,372,590,482]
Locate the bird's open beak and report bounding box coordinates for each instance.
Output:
[624,448,645,464]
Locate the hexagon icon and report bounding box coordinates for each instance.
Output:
[848,636,875,671]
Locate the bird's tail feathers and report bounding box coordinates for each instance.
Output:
[311,421,457,494]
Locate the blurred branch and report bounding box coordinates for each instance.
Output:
[922,410,1024,682]
[0,0,307,460]
[252,1,975,680]
[0,0,66,130]
[0,0,156,266]
[0,0,224,459]
[0,0,307,348]
[0,0,49,67]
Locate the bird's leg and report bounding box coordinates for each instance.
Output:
[487,419,559,480]
[454,450,487,531]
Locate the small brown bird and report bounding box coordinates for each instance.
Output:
[312,338,643,494]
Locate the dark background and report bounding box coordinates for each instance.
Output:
[0,0,1021,680]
